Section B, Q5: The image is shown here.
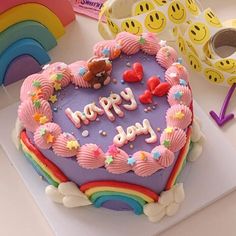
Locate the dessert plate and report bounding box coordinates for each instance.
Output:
[1,101,236,236]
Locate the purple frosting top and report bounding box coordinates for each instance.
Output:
[51,52,168,154]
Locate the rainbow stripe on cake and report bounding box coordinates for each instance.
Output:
[165,126,192,190]
[80,181,159,215]
[20,131,68,187]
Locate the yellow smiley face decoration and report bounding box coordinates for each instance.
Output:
[178,35,187,54]
[134,1,155,16]
[153,0,168,6]
[204,9,222,28]
[204,68,225,84]
[168,1,187,24]
[107,19,120,34]
[121,19,143,35]
[188,52,202,72]
[185,0,200,16]
[188,22,210,45]
[215,59,236,74]
[186,40,198,55]
[144,10,167,33]
[227,76,236,85]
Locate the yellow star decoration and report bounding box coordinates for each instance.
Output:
[165,127,173,134]
[50,74,57,82]
[66,140,79,150]
[174,111,185,120]
[39,116,48,125]
[49,95,57,103]
[140,152,147,161]
[54,82,61,91]
[33,112,42,122]
[46,133,55,144]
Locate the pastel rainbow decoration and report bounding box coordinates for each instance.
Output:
[0,1,75,86]
[80,181,159,215]
[20,130,69,187]
[165,126,192,190]
[0,39,50,84]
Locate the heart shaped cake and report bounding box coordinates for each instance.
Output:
[16,32,202,222]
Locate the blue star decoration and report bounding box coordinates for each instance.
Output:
[177,58,183,64]
[105,155,113,165]
[127,156,136,166]
[78,67,87,76]
[153,151,161,160]
[102,48,110,56]
[179,79,187,86]
[174,91,183,100]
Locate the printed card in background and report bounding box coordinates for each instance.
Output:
[69,0,106,20]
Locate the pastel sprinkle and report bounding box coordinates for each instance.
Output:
[102,131,107,136]
[153,152,161,160]
[33,100,41,108]
[163,140,171,148]
[127,157,136,165]
[180,79,187,86]
[157,128,161,132]
[174,91,183,100]
[102,48,110,56]
[121,79,125,84]
[82,130,89,137]
[39,128,46,136]
[79,67,87,76]
[126,62,131,67]
[32,80,41,88]
[105,156,113,165]
[177,58,183,64]
[147,106,152,111]
[112,79,117,84]
[144,108,148,113]
[129,144,134,149]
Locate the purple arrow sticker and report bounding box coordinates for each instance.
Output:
[210,83,236,127]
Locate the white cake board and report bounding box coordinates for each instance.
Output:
[1,101,236,236]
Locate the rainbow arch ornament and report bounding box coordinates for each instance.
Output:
[0,21,57,54]
[80,181,159,215]
[0,0,75,86]
[0,38,50,85]
[0,3,65,38]
[0,0,75,26]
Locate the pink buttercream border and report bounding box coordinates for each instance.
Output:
[18,32,193,177]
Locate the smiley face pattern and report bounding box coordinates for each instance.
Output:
[101,0,236,87]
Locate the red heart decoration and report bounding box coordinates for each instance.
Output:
[123,70,139,82]
[133,62,143,81]
[139,90,153,104]
[147,76,161,93]
[152,82,171,97]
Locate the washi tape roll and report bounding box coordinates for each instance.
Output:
[98,0,236,87]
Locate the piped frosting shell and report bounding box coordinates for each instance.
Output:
[105,149,131,174]
[132,151,163,177]
[42,62,72,88]
[141,33,160,55]
[93,40,121,60]
[166,104,192,130]
[151,145,175,168]
[34,122,62,149]
[52,133,79,157]
[18,99,52,132]
[165,63,189,86]
[20,74,54,102]
[156,46,178,69]
[77,144,105,169]
[115,32,140,55]
[168,85,192,107]
[160,127,187,152]
[69,61,91,88]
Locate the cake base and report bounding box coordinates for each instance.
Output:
[1,102,236,235]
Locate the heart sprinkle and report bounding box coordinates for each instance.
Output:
[123,62,143,83]
[139,90,153,104]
